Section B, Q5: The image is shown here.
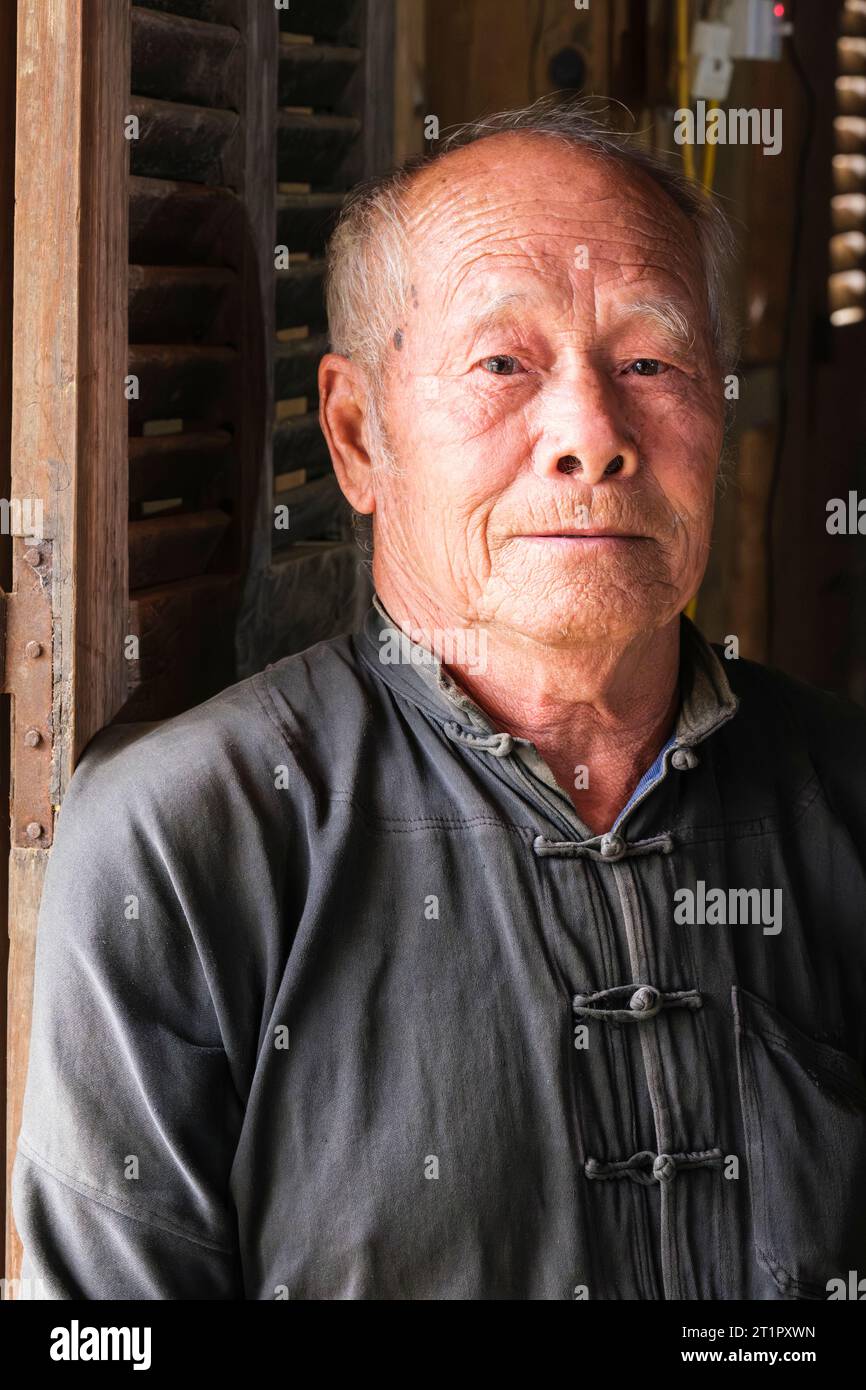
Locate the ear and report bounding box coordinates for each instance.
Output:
[318,353,376,515]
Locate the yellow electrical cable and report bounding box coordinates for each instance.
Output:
[678,8,719,624]
[677,0,695,181]
[702,99,719,189]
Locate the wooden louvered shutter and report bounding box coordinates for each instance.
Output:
[123,0,393,715]
[124,0,266,717]
[236,0,392,673]
[831,0,866,323]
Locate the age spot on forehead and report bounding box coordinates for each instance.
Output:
[393,328,404,350]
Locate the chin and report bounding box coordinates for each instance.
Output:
[480,563,684,646]
[502,602,666,647]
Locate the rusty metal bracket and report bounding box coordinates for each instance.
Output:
[2,539,54,848]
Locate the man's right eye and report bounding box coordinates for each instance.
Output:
[481,355,521,375]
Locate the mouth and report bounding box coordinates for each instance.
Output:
[515,530,645,541]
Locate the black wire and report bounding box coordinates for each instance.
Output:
[764,28,817,660]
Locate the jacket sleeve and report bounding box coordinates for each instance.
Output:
[11,723,246,1300]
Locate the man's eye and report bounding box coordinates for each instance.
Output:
[481,355,521,375]
[627,358,667,376]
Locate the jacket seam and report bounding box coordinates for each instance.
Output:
[17,1135,237,1256]
[329,793,533,833]
[740,1025,866,1105]
[354,637,454,726]
[249,669,305,763]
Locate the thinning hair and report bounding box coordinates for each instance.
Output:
[325,97,740,396]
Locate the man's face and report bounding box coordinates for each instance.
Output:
[368,135,725,646]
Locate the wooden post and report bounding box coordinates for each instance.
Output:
[5,0,129,1284]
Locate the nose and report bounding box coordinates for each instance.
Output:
[531,368,640,486]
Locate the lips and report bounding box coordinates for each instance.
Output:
[517,530,643,539]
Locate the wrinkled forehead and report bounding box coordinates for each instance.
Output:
[402,135,707,325]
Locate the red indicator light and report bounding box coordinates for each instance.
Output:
[773,2,785,16]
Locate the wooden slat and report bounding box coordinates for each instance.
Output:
[276,190,343,252]
[5,848,47,1285]
[276,110,361,185]
[128,344,238,428]
[135,0,241,26]
[274,335,329,402]
[232,0,277,587]
[273,472,348,546]
[360,0,396,183]
[832,191,866,230]
[844,0,866,37]
[834,152,866,192]
[130,174,242,265]
[835,115,866,153]
[829,267,866,310]
[129,508,231,589]
[273,411,332,476]
[131,6,241,109]
[278,37,361,108]
[130,94,240,185]
[0,0,15,1288]
[128,264,237,342]
[839,36,866,75]
[129,429,234,506]
[836,76,866,116]
[830,228,866,270]
[275,259,326,329]
[278,0,362,42]
[122,573,240,721]
[12,0,130,766]
[238,542,372,675]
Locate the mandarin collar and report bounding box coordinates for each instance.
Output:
[362,592,739,748]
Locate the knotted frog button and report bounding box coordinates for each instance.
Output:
[599,832,625,861]
[653,1153,677,1183]
[629,985,660,1015]
[671,746,699,771]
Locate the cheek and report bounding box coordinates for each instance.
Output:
[636,390,722,514]
[403,386,525,513]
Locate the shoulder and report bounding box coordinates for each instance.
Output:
[712,646,866,798]
[59,630,370,853]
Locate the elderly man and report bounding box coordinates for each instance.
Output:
[13,103,866,1302]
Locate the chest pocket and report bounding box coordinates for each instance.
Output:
[733,984,866,1299]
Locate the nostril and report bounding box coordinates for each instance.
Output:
[604,455,624,475]
[557,455,581,474]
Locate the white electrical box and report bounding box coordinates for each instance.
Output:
[725,0,790,61]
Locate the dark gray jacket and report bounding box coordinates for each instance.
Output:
[12,599,866,1299]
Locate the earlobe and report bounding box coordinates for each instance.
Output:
[318,353,376,515]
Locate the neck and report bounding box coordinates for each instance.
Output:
[375,579,681,836]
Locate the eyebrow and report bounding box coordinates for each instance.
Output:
[611,298,697,352]
[464,291,530,340]
[462,290,699,354]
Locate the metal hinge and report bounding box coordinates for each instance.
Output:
[1,540,54,848]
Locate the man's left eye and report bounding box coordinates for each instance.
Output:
[481,355,522,375]
[626,358,668,376]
